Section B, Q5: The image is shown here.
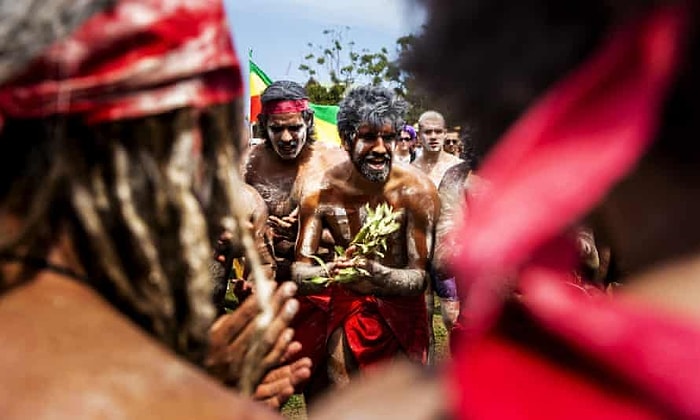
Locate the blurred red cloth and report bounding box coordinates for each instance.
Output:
[449,4,700,418]
[0,0,242,124]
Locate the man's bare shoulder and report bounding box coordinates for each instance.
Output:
[241,183,267,216]
[439,161,472,191]
[306,143,347,167]
[0,274,274,419]
[242,143,274,180]
[442,152,464,166]
[389,164,439,198]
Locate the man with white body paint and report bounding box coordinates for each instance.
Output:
[412,110,464,336]
[412,111,464,187]
[292,86,439,387]
[243,80,344,399]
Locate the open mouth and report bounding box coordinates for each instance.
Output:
[364,155,389,171]
[277,143,298,154]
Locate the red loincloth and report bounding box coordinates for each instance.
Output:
[289,291,331,378]
[330,287,428,369]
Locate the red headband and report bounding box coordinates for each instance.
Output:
[451,4,687,334]
[261,99,309,115]
[0,0,242,124]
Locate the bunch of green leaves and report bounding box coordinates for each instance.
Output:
[308,203,401,285]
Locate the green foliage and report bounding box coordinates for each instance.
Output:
[299,27,401,105]
[297,28,431,121]
[307,203,401,286]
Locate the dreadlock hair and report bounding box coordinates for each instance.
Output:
[0,98,247,364]
[337,85,408,148]
[257,80,316,145]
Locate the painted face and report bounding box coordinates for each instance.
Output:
[396,129,414,153]
[444,132,460,155]
[350,122,396,183]
[419,118,446,153]
[266,112,308,160]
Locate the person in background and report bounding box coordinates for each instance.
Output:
[443,127,462,157]
[394,124,417,164]
[412,111,464,188]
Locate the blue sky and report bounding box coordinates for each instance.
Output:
[224,0,425,95]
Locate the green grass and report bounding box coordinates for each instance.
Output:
[282,394,306,420]
[281,300,450,419]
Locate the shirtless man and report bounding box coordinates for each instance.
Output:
[243,80,342,397]
[292,85,439,386]
[412,111,464,187]
[433,162,477,331]
[411,111,463,338]
[211,184,274,314]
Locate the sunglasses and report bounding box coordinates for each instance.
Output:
[398,137,413,142]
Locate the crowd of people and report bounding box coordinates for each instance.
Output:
[2,0,700,419]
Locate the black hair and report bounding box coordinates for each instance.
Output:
[257,80,315,144]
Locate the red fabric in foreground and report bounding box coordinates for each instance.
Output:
[330,287,428,368]
[451,4,686,333]
[0,0,242,124]
[447,4,699,419]
[452,278,700,419]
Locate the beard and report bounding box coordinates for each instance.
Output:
[354,152,392,183]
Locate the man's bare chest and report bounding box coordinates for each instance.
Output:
[316,192,408,263]
[248,174,297,217]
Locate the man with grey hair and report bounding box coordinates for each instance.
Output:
[292,85,439,388]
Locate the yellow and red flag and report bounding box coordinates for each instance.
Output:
[249,59,272,124]
[249,59,341,146]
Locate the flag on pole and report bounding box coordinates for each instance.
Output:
[248,58,341,145]
[249,59,272,124]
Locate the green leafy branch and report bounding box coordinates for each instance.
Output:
[307,203,401,286]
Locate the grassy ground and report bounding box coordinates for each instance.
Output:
[281,301,450,419]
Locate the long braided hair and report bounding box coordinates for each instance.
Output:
[0,99,246,363]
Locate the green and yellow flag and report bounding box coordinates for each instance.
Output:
[249,59,341,146]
